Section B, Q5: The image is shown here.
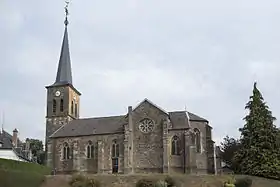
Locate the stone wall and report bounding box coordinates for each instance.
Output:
[189,121,209,174]
[48,100,216,175]
[52,133,124,174]
[131,101,167,173]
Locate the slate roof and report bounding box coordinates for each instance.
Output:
[0,130,13,149]
[0,130,31,162]
[169,111,190,129]
[51,110,208,138]
[188,112,208,122]
[51,115,126,138]
[52,25,72,86]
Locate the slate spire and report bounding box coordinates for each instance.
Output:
[53,1,72,86]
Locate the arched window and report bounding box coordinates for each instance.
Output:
[71,101,74,114]
[63,142,70,160]
[112,140,119,158]
[52,99,57,113]
[171,136,181,155]
[86,141,94,159]
[60,99,64,112]
[111,140,119,173]
[194,128,201,153]
[75,103,78,117]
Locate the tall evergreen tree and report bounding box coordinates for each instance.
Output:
[234,82,280,179]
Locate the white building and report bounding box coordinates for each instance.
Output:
[0,128,32,162]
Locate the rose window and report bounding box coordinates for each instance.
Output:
[139,118,154,133]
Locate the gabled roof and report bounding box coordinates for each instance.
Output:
[187,112,208,122]
[132,98,169,115]
[0,130,31,162]
[51,115,126,138]
[51,102,209,138]
[169,111,190,129]
[0,130,13,149]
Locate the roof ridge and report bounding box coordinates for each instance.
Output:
[78,115,125,120]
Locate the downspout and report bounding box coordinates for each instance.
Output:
[183,133,186,173]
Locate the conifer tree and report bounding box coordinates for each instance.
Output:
[234,82,280,179]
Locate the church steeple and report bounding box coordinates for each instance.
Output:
[45,1,81,168]
[53,1,72,86]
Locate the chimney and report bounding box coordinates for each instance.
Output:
[128,106,132,113]
[12,128,18,148]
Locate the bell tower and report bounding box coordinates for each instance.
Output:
[45,2,81,156]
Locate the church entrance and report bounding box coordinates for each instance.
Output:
[112,158,119,173]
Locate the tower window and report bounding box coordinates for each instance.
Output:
[86,141,95,159]
[71,101,74,114]
[171,136,181,155]
[52,99,57,113]
[60,99,64,112]
[75,103,78,117]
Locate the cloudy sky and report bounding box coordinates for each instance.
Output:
[1,0,280,145]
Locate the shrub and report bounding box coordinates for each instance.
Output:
[235,177,252,187]
[164,176,176,187]
[136,178,155,187]
[155,180,168,187]
[224,183,235,187]
[69,174,100,187]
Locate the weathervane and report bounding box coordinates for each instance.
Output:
[64,0,70,26]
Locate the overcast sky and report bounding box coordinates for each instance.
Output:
[1,0,280,145]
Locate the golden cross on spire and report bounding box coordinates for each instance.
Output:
[64,1,70,26]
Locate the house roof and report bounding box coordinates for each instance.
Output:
[51,99,209,138]
[0,130,13,149]
[0,130,31,162]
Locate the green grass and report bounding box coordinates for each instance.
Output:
[0,158,51,187]
[0,158,50,174]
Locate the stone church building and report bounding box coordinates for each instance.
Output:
[45,14,221,175]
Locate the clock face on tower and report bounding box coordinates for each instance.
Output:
[55,90,61,97]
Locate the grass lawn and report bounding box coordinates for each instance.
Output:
[0,158,51,187]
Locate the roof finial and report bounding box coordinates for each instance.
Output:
[1,111,4,134]
[64,1,70,26]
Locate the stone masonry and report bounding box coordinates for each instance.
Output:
[46,99,220,175]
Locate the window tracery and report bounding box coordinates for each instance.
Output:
[139,118,154,133]
[171,135,181,155]
[63,142,70,160]
[86,141,94,159]
[194,128,201,153]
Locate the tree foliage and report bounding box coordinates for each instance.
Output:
[220,136,241,170]
[233,82,280,179]
[26,138,45,165]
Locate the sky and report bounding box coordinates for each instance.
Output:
[0,0,280,145]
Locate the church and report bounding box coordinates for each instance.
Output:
[45,10,222,175]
